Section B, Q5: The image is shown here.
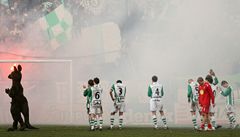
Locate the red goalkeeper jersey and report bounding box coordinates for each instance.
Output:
[198,82,215,106]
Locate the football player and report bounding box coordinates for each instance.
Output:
[148,76,168,129]
[109,80,126,129]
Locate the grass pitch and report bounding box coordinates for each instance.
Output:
[0,126,239,137]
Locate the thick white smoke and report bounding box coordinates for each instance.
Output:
[0,0,240,126]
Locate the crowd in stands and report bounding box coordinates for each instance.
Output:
[0,0,162,44]
[0,0,88,43]
[0,0,55,43]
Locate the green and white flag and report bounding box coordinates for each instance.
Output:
[0,0,9,7]
[37,4,73,50]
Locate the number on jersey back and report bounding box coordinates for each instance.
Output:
[190,82,199,102]
[112,83,126,104]
[91,85,103,107]
[150,83,163,98]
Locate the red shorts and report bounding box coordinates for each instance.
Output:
[201,105,210,114]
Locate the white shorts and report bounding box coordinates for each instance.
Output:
[190,101,199,112]
[226,105,235,114]
[89,105,103,115]
[150,99,163,112]
[209,104,215,113]
[112,102,126,113]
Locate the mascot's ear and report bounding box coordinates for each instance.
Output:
[17,64,22,72]
[14,66,18,72]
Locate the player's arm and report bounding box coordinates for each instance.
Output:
[198,86,202,106]
[148,86,152,97]
[124,86,126,97]
[110,90,114,101]
[83,89,89,97]
[187,85,192,102]
[220,87,232,97]
[208,84,215,106]
[161,86,164,97]
[210,70,218,85]
[83,84,89,97]
[87,89,92,98]
[213,76,219,85]
[110,84,115,101]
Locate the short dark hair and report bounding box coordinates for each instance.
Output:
[221,80,228,86]
[205,75,213,84]
[116,80,122,84]
[152,75,158,82]
[197,77,204,83]
[88,79,94,86]
[93,77,100,84]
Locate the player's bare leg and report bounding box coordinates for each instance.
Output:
[201,113,213,131]
[207,114,214,131]
[151,111,158,129]
[204,114,208,131]
[160,111,168,129]
[200,113,207,130]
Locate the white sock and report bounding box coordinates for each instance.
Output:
[192,115,197,128]
[110,115,114,128]
[152,115,157,128]
[119,115,123,128]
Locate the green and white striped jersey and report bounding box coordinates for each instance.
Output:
[210,84,217,97]
[84,85,103,107]
[148,82,164,99]
[111,83,126,104]
[221,86,234,106]
[83,87,91,107]
[187,82,199,102]
[212,76,219,85]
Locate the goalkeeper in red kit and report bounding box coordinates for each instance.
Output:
[197,77,215,131]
